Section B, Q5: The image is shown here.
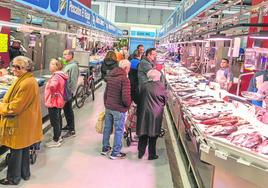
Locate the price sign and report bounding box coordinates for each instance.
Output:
[0,34,8,52]
[215,150,228,160]
[200,143,210,154]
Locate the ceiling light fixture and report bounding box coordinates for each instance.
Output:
[207,33,232,41]
[250,31,268,40]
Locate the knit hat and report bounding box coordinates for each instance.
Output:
[147,69,161,81]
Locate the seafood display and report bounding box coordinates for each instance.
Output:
[165,64,268,158]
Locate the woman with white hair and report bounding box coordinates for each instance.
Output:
[0,56,43,185]
[101,59,132,160]
[136,69,167,160]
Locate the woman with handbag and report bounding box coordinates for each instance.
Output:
[0,56,43,185]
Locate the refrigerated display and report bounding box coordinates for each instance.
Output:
[164,62,268,188]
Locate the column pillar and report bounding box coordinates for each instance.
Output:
[0,6,11,68]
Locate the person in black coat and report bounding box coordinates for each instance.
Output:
[136,69,167,160]
[128,49,141,104]
[9,40,22,62]
[101,51,118,81]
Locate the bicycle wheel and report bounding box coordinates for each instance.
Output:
[75,85,86,108]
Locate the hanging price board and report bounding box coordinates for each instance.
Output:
[0,34,8,53]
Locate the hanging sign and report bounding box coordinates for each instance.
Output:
[0,34,8,53]
[67,0,92,25]
[29,34,37,47]
[131,31,156,38]
[15,0,121,36]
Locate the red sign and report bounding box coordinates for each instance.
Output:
[78,0,91,8]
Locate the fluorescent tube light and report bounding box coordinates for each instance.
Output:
[206,38,232,41]
[250,36,268,39]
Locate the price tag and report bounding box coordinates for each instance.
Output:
[215,150,228,160]
[200,143,210,154]
[237,158,251,166]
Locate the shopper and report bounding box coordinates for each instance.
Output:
[129,49,141,104]
[215,58,233,91]
[101,50,118,81]
[138,48,157,87]
[0,56,43,185]
[129,44,144,60]
[45,59,68,147]
[136,69,167,160]
[61,49,79,138]
[101,59,131,160]
[9,40,22,62]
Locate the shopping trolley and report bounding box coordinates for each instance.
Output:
[124,103,166,147]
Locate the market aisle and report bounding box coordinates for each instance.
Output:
[0,84,174,188]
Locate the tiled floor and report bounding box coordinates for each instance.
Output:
[0,85,174,188]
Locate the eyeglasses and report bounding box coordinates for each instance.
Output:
[11,64,24,70]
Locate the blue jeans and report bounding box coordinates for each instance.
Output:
[102,109,126,156]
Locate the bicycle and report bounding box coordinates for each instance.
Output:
[75,66,95,108]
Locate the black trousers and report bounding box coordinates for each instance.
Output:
[138,135,158,157]
[62,98,75,131]
[48,107,62,141]
[7,147,30,184]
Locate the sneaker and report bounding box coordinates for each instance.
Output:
[109,152,126,160]
[46,140,62,148]
[100,147,112,156]
[62,131,76,139]
[58,137,63,143]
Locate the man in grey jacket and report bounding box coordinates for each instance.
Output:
[61,49,79,138]
[138,48,157,87]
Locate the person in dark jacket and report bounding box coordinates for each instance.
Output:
[101,51,118,81]
[138,48,157,87]
[136,69,167,160]
[101,60,132,160]
[9,40,22,62]
[129,49,141,104]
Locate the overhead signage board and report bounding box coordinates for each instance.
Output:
[131,31,156,38]
[67,0,92,25]
[15,0,121,36]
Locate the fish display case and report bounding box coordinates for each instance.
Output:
[164,63,268,188]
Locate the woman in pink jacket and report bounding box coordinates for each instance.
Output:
[45,59,68,148]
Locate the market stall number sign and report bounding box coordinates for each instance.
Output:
[0,34,8,53]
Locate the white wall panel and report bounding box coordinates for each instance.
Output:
[115,6,127,22]
[127,7,138,23]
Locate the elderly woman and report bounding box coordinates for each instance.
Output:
[0,56,43,185]
[136,69,167,160]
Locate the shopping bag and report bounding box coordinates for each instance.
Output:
[125,103,137,130]
[95,112,105,134]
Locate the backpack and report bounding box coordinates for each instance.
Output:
[64,79,72,101]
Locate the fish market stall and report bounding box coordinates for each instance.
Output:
[164,63,268,188]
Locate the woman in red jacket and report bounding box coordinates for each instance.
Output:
[45,59,68,148]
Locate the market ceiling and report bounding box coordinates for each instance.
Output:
[92,0,182,7]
